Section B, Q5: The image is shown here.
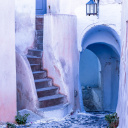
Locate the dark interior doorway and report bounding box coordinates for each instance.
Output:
[80,43,120,112]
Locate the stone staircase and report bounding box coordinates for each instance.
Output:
[26,16,68,118]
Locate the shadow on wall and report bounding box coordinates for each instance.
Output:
[79,25,120,112]
[80,49,102,111]
[80,43,120,112]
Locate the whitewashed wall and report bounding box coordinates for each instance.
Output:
[47,0,122,51]
[15,0,35,53]
[43,14,81,112]
[45,0,122,112]
[0,0,16,122]
[117,0,128,127]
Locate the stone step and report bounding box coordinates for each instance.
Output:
[36,17,44,25]
[36,30,43,37]
[33,71,47,79]
[37,103,69,119]
[30,64,41,72]
[37,36,43,44]
[39,94,67,108]
[35,78,52,89]
[28,49,43,57]
[27,55,41,64]
[36,43,43,50]
[36,24,43,30]
[37,86,59,98]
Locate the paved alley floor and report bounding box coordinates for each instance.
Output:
[0,112,109,128]
[31,112,108,128]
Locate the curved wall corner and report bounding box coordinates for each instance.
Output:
[43,14,80,112]
[16,48,38,112]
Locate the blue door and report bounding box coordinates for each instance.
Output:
[36,0,47,15]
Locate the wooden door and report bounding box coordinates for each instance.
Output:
[36,0,47,15]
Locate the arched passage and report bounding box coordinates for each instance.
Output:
[80,25,120,112]
[80,49,102,111]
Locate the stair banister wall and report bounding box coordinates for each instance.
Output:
[43,14,81,112]
[16,47,39,112]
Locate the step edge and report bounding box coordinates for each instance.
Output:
[38,94,65,101]
[30,64,40,66]
[38,103,69,111]
[33,71,46,74]
[27,55,42,58]
[28,49,43,52]
[36,86,58,92]
[35,78,52,82]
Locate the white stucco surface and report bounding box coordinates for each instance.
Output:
[43,14,81,112]
[15,0,35,53]
[47,0,122,52]
[0,0,16,122]
[116,0,128,127]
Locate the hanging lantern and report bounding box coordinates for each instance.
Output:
[86,0,97,16]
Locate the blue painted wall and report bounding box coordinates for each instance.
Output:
[80,25,120,112]
[36,0,47,15]
[79,49,101,88]
[87,43,120,111]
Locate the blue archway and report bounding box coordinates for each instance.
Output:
[80,25,120,112]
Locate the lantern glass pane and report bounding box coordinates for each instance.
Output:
[90,4,94,14]
[87,4,90,14]
[95,4,97,14]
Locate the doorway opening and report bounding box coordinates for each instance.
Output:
[36,0,47,15]
[80,49,102,111]
[80,43,120,112]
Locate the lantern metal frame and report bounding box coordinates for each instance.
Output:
[86,0,99,16]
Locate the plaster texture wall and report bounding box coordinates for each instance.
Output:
[15,0,35,53]
[116,0,128,127]
[45,1,121,112]
[47,0,122,52]
[0,0,16,122]
[43,14,81,112]
[80,49,101,88]
[16,48,38,112]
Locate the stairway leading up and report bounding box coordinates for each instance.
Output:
[26,16,68,119]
